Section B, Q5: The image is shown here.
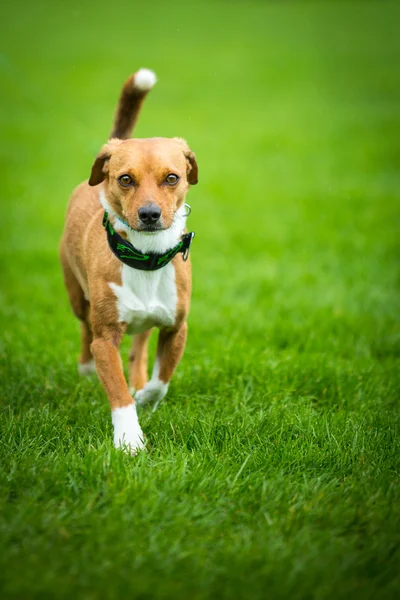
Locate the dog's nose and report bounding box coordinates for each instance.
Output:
[138,203,162,225]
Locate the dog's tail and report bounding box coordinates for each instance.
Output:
[110,68,157,139]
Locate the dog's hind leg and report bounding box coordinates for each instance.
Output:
[60,248,95,375]
[128,329,152,395]
[77,318,96,375]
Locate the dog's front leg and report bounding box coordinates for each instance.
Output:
[128,329,152,394]
[91,328,145,454]
[135,322,188,410]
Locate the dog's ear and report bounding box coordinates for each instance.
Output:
[174,138,198,185]
[88,139,122,186]
[184,149,198,185]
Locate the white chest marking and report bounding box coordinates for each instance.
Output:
[110,263,178,334]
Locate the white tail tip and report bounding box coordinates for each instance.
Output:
[134,68,157,91]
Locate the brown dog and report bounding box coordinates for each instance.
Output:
[60,69,198,453]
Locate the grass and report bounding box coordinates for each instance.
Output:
[1,0,400,598]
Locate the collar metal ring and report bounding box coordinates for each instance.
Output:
[183,203,192,217]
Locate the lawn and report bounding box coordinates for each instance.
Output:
[1,0,399,598]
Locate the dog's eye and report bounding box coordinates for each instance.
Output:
[118,174,134,187]
[165,173,179,185]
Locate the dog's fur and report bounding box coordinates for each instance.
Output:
[60,69,198,453]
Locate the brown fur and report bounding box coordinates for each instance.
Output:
[129,330,152,391]
[60,70,198,422]
[110,73,152,140]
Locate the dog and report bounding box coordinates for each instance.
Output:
[60,69,198,453]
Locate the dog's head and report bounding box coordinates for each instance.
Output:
[88,137,198,232]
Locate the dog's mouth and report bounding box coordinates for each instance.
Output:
[135,224,166,234]
[116,206,189,235]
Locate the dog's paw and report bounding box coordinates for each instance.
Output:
[135,380,168,411]
[112,404,145,455]
[78,359,97,376]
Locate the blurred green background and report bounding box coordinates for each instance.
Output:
[1,1,399,598]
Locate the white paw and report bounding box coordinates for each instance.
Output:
[135,379,168,410]
[78,359,96,376]
[112,404,145,455]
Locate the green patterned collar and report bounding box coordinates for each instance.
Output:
[102,212,195,271]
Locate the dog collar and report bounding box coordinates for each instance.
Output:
[102,211,195,271]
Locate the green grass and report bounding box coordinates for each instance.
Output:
[1,0,400,598]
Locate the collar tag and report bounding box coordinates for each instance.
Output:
[182,232,195,261]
